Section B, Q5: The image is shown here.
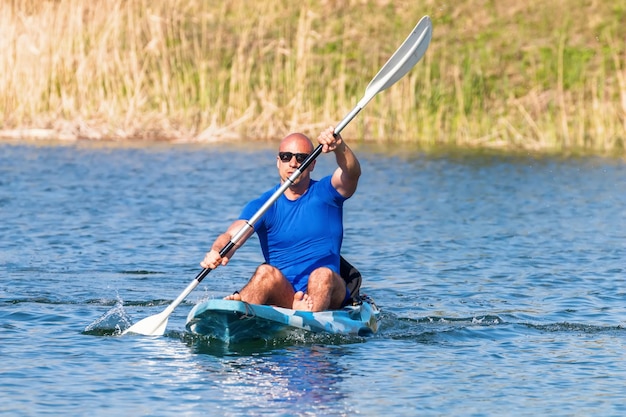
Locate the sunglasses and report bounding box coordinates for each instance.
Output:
[278,152,310,164]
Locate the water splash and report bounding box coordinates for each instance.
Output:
[378,311,507,341]
[83,294,133,336]
[528,322,626,334]
[177,325,367,356]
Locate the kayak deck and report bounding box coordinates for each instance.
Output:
[185,298,379,343]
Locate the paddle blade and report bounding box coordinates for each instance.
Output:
[122,310,170,336]
[361,15,432,105]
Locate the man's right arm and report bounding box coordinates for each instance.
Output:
[200,219,252,269]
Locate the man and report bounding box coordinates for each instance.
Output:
[200,126,361,312]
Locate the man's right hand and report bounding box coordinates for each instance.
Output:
[200,249,229,270]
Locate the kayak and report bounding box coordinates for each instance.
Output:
[185,297,380,344]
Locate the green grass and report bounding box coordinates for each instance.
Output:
[0,0,624,154]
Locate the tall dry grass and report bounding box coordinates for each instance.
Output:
[1,0,625,154]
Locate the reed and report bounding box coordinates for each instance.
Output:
[0,0,624,154]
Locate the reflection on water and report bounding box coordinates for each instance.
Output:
[208,346,350,415]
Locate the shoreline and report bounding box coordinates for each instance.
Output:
[2,1,624,156]
[3,127,625,161]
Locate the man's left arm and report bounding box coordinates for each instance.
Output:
[317,126,361,198]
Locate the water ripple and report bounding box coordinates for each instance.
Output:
[1,143,625,416]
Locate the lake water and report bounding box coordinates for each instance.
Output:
[1,141,625,416]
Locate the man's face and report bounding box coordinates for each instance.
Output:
[276,135,315,184]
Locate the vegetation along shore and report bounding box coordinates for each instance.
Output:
[1,0,625,154]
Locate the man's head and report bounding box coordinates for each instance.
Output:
[276,133,316,185]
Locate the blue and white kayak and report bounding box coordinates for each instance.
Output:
[185,297,380,344]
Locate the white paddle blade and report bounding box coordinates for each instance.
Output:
[122,279,199,337]
[360,15,432,106]
[122,311,170,336]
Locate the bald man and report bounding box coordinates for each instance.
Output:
[201,126,361,312]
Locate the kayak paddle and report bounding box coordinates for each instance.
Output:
[123,15,432,336]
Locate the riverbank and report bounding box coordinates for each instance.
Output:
[1,0,625,154]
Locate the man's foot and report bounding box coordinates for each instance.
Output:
[224,291,242,301]
[292,291,314,311]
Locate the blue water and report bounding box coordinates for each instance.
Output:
[1,141,625,416]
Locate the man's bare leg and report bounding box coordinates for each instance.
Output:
[224,264,295,308]
[294,267,347,312]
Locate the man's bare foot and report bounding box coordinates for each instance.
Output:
[292,291,314,311]
[224,291,242,301]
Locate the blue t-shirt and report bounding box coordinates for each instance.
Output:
[239,176,347,292]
